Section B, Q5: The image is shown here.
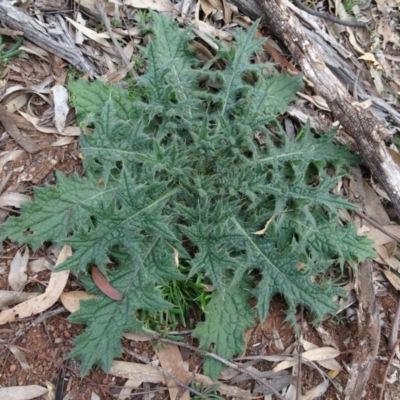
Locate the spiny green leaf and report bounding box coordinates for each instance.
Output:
[0,172,114,250]
[70,78,138,121]
[58,170,178,274]
[193,285,255,380]
[232,218,343,322]
[260,124,359,169]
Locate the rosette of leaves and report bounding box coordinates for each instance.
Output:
[0,13,374,378]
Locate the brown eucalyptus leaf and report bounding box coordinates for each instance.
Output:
[91,266,122,301]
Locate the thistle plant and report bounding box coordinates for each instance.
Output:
[0,13,374,379]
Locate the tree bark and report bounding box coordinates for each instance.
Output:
[344,259,380,399]
[0,2,94,75]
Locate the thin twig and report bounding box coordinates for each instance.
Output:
[32,306,67,326]
[94,1,138,77]
[157,337,285,400]
[378,337,400,400]
[353,209,400,246]
[296,308,304,400]
[122,347,208,399]
[389,293,400,351]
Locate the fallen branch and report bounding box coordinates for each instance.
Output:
[344,259,380,399]
[0,3,94,75]
[378,337,400,400]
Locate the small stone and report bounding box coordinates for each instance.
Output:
[54,338,63,344]
[9,364,17,372]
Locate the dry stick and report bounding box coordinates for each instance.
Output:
[389,293,400,351]
[122,347,208,400]
[157,337,285,400]
[352,209,400,246]
[344,259,380,398]
[378,337,400,400]
[94,1,138,77]
[292,0,368,27]
[0,3,93,74]
[296,308,304,400]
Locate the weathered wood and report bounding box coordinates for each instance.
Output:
[0,2,95,75]
[344,259,380,399]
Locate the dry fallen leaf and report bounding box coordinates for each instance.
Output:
[383,269,400,291]
[302,379,330,400]
[66,17,111,47]
[91,266,122,301]
[0,246,71,324]
[19,111,80,136]
[110,360,252,399]
[5,93,28,112]
[123,331,153,342]
[125,0,176,12]
[60,291,98,313]
[0,290,39,308]
[0,150,24,174]
[0,76,53,102]
[8,345,30,370]
[0,192,32,208]
[0,385,48,399]
[273,346,341,372]
[110,360,165,387]
[156,344,191,400]
[367,225,400,247]
[51,84,69,133]
[8,248,29,291]
[297,92,330,111]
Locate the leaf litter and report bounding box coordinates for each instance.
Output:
[0,0,399,398]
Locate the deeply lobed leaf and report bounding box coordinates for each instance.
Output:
[0,13,374,377]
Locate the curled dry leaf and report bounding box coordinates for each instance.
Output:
[8,248,29,291]
[0,76,53,102]
[0,150,24,174]
[51,84,69,134]
[91,266,123,301]
[0,246,71,324]
[19,111,80,136]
